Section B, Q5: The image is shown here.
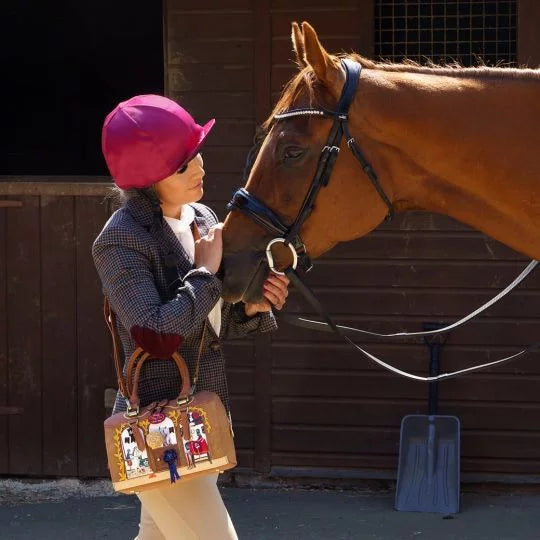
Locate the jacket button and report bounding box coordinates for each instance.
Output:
[210,341,221,352]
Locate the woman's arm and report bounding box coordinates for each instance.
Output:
[93,226,221,357]
[220,303,277,340]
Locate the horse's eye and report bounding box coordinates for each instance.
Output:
[283,146,304,160]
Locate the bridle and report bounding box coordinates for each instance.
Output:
[226,58,540,382]
[227,58,393,275]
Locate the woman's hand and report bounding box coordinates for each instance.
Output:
[195,223,223,275]
[244,273,290,317]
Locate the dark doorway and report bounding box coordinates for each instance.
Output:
[1,1,164,176]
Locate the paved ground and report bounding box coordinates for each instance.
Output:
[0,485,539,540]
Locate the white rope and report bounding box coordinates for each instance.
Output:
[343,335,536,381]
[298,259,538,337]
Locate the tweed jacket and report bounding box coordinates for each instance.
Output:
[92,192,277,415]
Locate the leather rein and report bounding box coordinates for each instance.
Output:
[227,58,540,382]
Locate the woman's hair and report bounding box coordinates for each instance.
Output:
[107,185,158,206]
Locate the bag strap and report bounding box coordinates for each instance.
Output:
[103,297,130,398]
[192,321,208,392]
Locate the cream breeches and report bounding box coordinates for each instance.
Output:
[135,474,238,540]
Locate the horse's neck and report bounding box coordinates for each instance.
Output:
[356,68,540,259]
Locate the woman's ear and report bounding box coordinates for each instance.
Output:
[301,21,343,94]
[291,22,307,68]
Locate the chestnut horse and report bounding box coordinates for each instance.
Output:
[222,21,540,304]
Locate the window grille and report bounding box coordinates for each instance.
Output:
[375,0,517,66]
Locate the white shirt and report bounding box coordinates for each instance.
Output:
[164,205,223,336]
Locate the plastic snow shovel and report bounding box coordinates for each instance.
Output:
[395,323,460,514]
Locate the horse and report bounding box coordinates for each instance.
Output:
[221,21,540,305]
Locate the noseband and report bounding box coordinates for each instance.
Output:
[227,58,393,275]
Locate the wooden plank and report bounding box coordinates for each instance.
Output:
[284,288,540,318]
[271,342,540,375]
[272,425,540,460]
[232,424,254,449]
[301,260,540,289]
[0,201,23,208]
[41,196,77,476]
[271,452,540,476]
[229,396,256,423]
[226,367,254,395]
[169,65,253,93]
[273,425,399,455]
[203,120,255,147]
[251,0,272,475]
[273,399,540,432]
[168,12,253,39]
[254,332,272,473]
[271,370,540,403]
[76,197,113,477]
[254,0,272,125]
[273,317,540,347]
[202,146,251,174]
[168,39,254,65]
[222,342,255,367]
[518,0,540,66]
[0,206,7,472]
[0,180,110,197]
[6,196,42,475]
[235,449,254,468]
[170,92,254,119]
[271,11,368,37]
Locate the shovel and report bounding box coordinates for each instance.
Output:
[395,323,460,514]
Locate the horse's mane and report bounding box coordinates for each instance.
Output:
[350,53,540,80]
[266,53,540,128]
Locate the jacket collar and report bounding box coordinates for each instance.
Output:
[125,191,211,278]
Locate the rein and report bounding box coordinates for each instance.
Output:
[227,58,540,381]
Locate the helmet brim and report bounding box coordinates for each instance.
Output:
[178,118,215,171]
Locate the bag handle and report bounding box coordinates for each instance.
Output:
[128,349,192,412]
[125,321,208,403]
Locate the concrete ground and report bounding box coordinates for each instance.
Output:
[0,481,539,540]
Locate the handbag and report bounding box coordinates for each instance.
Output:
[103,299,236,494]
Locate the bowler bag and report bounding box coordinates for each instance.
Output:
[103,299,237,494]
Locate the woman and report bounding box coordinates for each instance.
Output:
[93,94,289,539]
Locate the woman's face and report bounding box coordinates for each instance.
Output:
[154,153,205,212]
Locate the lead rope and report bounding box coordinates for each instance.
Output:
[283,259,538,338]
[283,263,540,382]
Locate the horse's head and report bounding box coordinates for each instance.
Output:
[222,22,392,303]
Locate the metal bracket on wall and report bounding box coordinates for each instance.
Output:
[0,200,23,208]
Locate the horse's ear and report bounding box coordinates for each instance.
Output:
[291,22,307,68]
[301,21,342,89]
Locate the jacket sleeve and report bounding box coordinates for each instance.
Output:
[93,226,222,358]
[220,302,277,340]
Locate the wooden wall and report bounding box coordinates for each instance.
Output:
[165,0,540,482]
[0,182,115,477]
[1,0,539,482]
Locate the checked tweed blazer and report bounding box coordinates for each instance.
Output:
[93,191,277,415]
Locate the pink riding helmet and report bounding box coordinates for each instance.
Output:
[102,94,215,190]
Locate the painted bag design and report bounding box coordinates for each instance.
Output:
[103,302,236,494]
